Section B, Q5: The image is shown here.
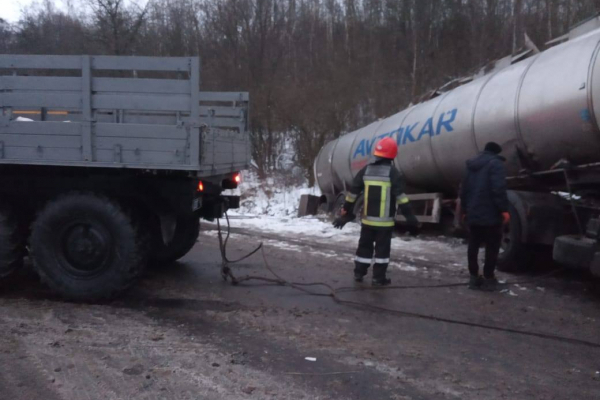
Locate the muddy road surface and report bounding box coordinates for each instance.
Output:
[1,224,600,400]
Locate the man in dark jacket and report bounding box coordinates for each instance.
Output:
[333,138,419,286]
[460,142,510,291]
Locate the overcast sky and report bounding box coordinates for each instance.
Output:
[0,0,148,24]
[1,0,68,23]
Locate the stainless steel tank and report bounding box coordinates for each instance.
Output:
[315,28,600,197]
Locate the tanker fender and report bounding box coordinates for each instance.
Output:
[507,190,572,246]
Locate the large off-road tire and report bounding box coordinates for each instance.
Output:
[497,205,532,273]
[149,215,200,266]
[0,201,26,278]
[30,193,147,301]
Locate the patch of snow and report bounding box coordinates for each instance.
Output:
[15,116,34,122]
[226,170,319,217]
[500,289,518,297]
[226,214,460,258]
[221,171,466,263]
[268,241,303,253]
[389,262,418,272]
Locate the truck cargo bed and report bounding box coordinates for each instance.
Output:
[0,55,249,176]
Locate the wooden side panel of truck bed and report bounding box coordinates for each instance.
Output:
[0,55,250,176]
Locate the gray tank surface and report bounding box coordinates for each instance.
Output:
[315,27,600,197]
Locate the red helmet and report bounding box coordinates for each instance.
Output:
[373,137,398,159]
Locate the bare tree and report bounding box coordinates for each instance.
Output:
[7,0,600,182]
[89,0,148,55]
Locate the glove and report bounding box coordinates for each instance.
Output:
[502,212,511,225]
[406,224,420,237]
[333,214,353,229]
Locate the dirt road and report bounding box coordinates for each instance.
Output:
[1,225,600,400]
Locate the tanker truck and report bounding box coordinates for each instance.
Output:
[314,16,600,276]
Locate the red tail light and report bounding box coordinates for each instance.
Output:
[197,181,204,192]
[234,173,241,184]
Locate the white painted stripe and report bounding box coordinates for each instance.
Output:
[354,256,372,264]
[374,258,390,264]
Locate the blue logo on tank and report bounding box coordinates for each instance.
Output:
[352,108,458,159]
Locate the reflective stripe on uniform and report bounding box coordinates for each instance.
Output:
[345,192,358,203]
[396,193,409,205]
[364,183,369,216]
[361,218,395,227]
[364,216,395,223]
[355,256,372,264]
[381,183,391,219]
[374,258,390,264]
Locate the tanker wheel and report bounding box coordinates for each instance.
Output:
[149,215,200,266]
[497,205,531,273]
[0,200,26,278]
[30,193,147,301]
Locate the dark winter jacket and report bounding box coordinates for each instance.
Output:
[460,151,509,226]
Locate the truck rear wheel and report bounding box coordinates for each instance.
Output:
[0,201,26,278]
[149,215,200,266]
[30,193,147,301]
[497,205,531,272]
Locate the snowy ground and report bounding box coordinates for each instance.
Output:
[224,170,318,217]
[225,214,463,259]
[221,171,467,272]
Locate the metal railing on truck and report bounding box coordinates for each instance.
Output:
[0,55,250,176]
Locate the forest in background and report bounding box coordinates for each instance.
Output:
[1,0,600,183]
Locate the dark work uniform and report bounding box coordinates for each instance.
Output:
[460,151,509,278]
[343,158,418,281]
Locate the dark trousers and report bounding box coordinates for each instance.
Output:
[467,225,502,278]
[354,226,393,280]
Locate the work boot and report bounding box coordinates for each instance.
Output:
[354,273,365,283]
[468,275,483,290]
[481,276,499,292]
[371,278,392,287]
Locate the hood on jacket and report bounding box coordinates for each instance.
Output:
[466,151,505,171]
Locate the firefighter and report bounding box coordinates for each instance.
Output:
[333,137,419,286]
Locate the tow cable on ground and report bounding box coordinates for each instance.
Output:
[215,213,600,349]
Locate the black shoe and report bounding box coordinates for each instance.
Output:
[468,275,483,290]
[481,276,499,292]
[354,273,364,283]
[371,278,392,286]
